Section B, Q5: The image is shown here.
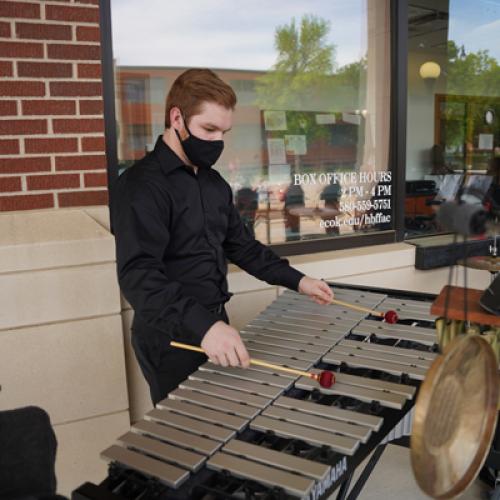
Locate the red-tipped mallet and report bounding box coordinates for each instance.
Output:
[331,298,399,324]
[311,370,335,388]
[170,341,336,388]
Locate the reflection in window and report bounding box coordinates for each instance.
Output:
[406,0,500,238]
[111,1,392,245]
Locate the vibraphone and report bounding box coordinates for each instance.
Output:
[73,283,438,500]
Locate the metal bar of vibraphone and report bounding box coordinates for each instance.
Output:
[237,340,320,362]
[188,371,283,399]
[243,324,346,344]
[169,386,262,418]
[254,314,355,332]
[206,451,316,498]
[261,405,372,443]
[332,345,433,370]
[322,351,428,380]
[265,306,364,325]
[339,339,437,362]
[355,319,436,337]
[240,332,330,355]
[246,350,314,371]
[250,415,361,456]
[156,398,248,431]
[248,319,352,337]
[179,379,272,408]
[100,445,190,488]
[199,362,294,388]
[273,395,384,431]
[295,377,408,409]
[132,419,221,455]
[271,299,367,321]
[116,431,206,472]
[222,439,331,481]
[145,408,235,442]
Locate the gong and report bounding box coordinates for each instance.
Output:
[411,335,499,499]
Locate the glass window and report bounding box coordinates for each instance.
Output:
[111,0,392,246]
[406,0,500,238]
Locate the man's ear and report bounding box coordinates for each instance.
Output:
[170,106,183,130]
[170,107,189,140]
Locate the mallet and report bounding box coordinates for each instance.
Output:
[170,341,335,388]
[330,298,399,324]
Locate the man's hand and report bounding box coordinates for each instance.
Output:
[201,321,250,368]
[298,276,334,305]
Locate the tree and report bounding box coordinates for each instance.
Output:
[255,14,335,111]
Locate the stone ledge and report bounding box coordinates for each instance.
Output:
[0,209,114,274]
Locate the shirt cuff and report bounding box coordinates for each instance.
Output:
[280,267,305,292]
[182,302,220,346]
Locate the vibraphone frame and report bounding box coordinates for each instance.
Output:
[72,283,438,500]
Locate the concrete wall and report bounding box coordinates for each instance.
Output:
[0,208,129,496]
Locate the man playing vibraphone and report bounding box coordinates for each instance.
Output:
[111,68,333,405]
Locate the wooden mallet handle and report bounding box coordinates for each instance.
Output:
[331,298,384,318]
[170,341,315,379]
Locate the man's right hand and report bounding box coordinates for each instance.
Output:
[201,321,250,368]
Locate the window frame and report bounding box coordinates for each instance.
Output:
[99,0,409,255]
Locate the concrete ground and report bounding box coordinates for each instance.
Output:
[329,444,489,500]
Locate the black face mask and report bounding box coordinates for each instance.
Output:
[175,117,224,169]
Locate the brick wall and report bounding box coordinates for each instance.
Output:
[0,0,109,212]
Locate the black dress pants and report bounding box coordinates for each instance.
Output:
[131,308,229,406]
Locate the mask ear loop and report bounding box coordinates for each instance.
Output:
[174,111,190,143]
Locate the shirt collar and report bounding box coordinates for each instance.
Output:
[153,134,185,176]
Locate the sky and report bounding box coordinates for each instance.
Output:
[111,0,500,71]
[110,0,366,70]
[449,0,500,60]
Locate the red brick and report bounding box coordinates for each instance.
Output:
[0,22,10,38]
[77,63,101,79]
[28,173,80,190]
[0,193,53,211]
[0,157,51,173]
[16,22,71,40]
[74,0,99,4]
[0,81,45,96]
[58,189,108,207]
[0,101,17,116]
[0,139,19,155]
[76,25,99,42]
[0,2,40,19]
[50,81,101,97]
[55,154,106,171]
[45,5,99,23]
[22,100,76,116]
[18,61,72,78]
[79,99,103,115]
[81,136,105,152]
[48,43,100,61]
[25,138,78,154]
[0,176,21,192]
[53,118,104,134]
[0,60,12,76]
[0,119,46,136]
[84,171,107,187]
[0,41,43,58]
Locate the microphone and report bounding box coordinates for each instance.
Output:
[436,201,488,237]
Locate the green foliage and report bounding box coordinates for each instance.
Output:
[255,14,335,111]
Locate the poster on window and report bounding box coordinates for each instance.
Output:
[267,138,287,164]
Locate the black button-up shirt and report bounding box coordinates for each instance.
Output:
[111,135,304,345]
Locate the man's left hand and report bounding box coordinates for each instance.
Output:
[298,276,334,305]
